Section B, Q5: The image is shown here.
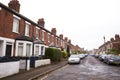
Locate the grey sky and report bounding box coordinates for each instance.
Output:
[1,0,120,50]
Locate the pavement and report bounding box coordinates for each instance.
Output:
[1,61,67,80]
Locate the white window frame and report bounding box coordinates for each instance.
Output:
[51,35,54,46]
[12,15,21,33]
[34,44,40,56]
[48,33,50,42]
[52,35,54,42]
[41,46,44,55]
[35,45,40,56]
[26,43,31,57]
[25,21,30,36]
[57,37,59,45]
[16,41,33,57]
[36,27,40,39]
[0,37,14,57]
[18,43,23,56]
[42,30,45,41]
[34,44,45,56]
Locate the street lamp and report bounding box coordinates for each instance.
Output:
[103,36,106,54]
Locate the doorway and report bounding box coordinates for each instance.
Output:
[5,45,12,56]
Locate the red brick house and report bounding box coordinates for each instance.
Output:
[0,0,82,58]
[0,0,45,57]
[98,34,120,54]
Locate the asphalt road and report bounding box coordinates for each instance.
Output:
[38,55,120,80]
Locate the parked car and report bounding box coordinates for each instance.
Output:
[99,54,108,61]
[68,54,80,64]
[78,54,85,59]
[104,55,120,65]
[94,54,100,58]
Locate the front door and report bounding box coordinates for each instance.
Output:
[5,45,12,56]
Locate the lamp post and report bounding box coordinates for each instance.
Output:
[103,36,106,54]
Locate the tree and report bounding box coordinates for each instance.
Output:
[116,45,120,55]
[67,45,70,57]
[107,48,117,54]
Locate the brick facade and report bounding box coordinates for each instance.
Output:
[0,0,82,57]
[98,34,120,54]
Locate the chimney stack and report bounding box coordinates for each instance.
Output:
[37,18,45,27]
[8,0,20,13]
[64,37,68,42]
[68,39,71,44]
[110,38,114,42]
[51,28,56,35]
[59,34,63,39]
[115,34,119,41]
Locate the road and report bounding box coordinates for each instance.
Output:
[38,55,120,80]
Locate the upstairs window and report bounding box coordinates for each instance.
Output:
[56,38,59,46]
[57,38,59,44]
[48,34,50,42]
[51,35,54,44]
[42,30,45,41]
[36,27,40,39]
[25,22,30,36]
[12,17,19,33]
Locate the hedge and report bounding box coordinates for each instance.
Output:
[61,51,68,59]
[45,48,62,61]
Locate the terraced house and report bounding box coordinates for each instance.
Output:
[0,0,83,78]
[97,34,120,54]
[0,0,81,59]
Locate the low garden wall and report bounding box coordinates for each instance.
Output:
[34,59,51,68]
[0,61,19,78]
[19,57,30,71]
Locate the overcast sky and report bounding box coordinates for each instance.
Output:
[1,0,120,50]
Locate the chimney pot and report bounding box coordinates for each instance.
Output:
[8,0,20,13]
[64,37,68,41]
[51,28,56,35]
[111,38,114,42]
[59,34,63,39]
[115,34,119,40]
[37,18,45,27]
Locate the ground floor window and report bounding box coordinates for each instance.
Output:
[18,43,23,56]
[41,46,44,55]
[26,44,31,57]
[16,41,32,57]
[6,42,13,56]
[0,37,14,57]
[34,44,45,56]
[35,46,39,56]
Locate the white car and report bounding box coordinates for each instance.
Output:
[68,55,80,64]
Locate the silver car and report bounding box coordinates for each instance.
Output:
[68,54,80,64]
